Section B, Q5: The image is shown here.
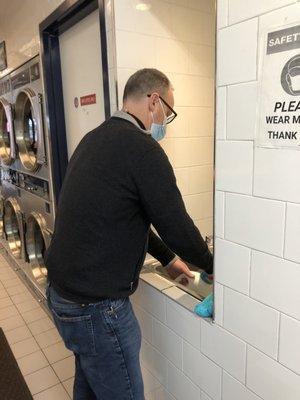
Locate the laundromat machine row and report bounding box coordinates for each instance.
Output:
[0,55,55,298]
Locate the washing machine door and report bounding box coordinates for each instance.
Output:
[0,196,4,238]
[0,97,16,165]
[26,212,51,286]
[14,88,45,172]
[4,197,23,259]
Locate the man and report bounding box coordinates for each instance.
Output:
[45,68,213,400]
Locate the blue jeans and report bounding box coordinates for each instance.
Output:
[46,284,144,400]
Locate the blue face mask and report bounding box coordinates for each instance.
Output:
[150,100,167,141]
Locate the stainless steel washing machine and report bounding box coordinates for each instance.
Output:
[1,169,26,260]
[10,56,49,180]
[16,171,54,294]
[0,75,16,167]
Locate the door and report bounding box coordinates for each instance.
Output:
[59,9,106,160]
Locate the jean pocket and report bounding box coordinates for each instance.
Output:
[51,308,97,356]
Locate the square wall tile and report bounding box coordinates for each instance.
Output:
[171,6,215,45]
[183,340,222,400]
[115,30,156,70]
[247,346,300,400]
[228,0,297,24]
[223,287,279,358]
[279,314,300,375]
[215,141,253,194]
[43,341,73,365]
[251,251,300,321]
[167,362,201,400]
[254,148,300,203]
[166,107,189,139]
[33,384,70,400]
[188,165,214,195]
[156,38,189,74]
[188,43,215,78]
[225,194,285,256]
[213,282,224,326]
[52,356,75,382]
[166,297,201,349]
[185,192,213,220]
[222,371,261,400]
[174,168,189,196]
[133,281,167,323]
[169,137,214,168]
[217,19,258,85]
[153,319,182,369]
[195,218,213,238]
[132,303,153,344]
[189,107,214,137]
[215,191,225,238]
[216,87,226,140]
[285,203,300,263]
[217,0,228,29]
[214,238,251,295]
[17,350,49,376]
[259,3,300,34]
[200,320,246,382]
[227,82,257,140]
[11,337,40,359]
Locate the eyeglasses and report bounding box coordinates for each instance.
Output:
[147,94,177,124]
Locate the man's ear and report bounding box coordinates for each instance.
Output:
[148,92,160,111]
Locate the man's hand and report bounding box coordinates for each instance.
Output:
[165,259,194,280]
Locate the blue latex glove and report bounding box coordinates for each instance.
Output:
[194,292,213,318]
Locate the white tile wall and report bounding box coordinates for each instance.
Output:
[214,238,251,294]
[227,82,257,140]
[251,251,300,320]
[200,320,246,382]
[223,287,279,358]
[215,141,253,194]
[228,0,297,24]
[214,191,225,238]
[217,0,228,29]
[166,298,201,349]
[217,19,258,85]
[279,314,300,375]
[222,371,261,400]
[247,346,300,400]
[225,194,285,256]
[182,340,222,400]
[216,87,226,139]
[167,362,201,400]
[213,283,224,326]
[284,203,300,263]
[153,319,182,369]
[254,148,300,203]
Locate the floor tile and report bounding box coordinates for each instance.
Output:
[16,298,40,314]
[5,325,32,345]
[35,328,61,349]
[28,317,55,336]
[1,314,25,332]
[0,305,19,321]
[11,291,34,305]
[24,366,59,395]
[2,277,21,288]
[22,307,48,324]
[62,378,74,398]
[33,384,70,400]
[17,350,49,376]
[43,341,72,364]
[52,356,75,381]
[0,289,9,299]
[6,284,29,296]
[0,296,13,309]
[11,337,40,359]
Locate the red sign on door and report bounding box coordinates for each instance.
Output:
[80,93,96,106]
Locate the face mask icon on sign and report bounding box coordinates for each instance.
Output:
[281,54,300,96]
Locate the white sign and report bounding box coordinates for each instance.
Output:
[257,23,300,149]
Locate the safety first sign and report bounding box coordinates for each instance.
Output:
[257,23,300,149]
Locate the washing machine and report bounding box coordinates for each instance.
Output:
[10,56,48,180]
[1,168,26,260]
[0,74,16,167]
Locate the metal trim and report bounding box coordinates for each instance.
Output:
[0,97,16,165]
[14,88,45,171]
[4,197,23,259]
